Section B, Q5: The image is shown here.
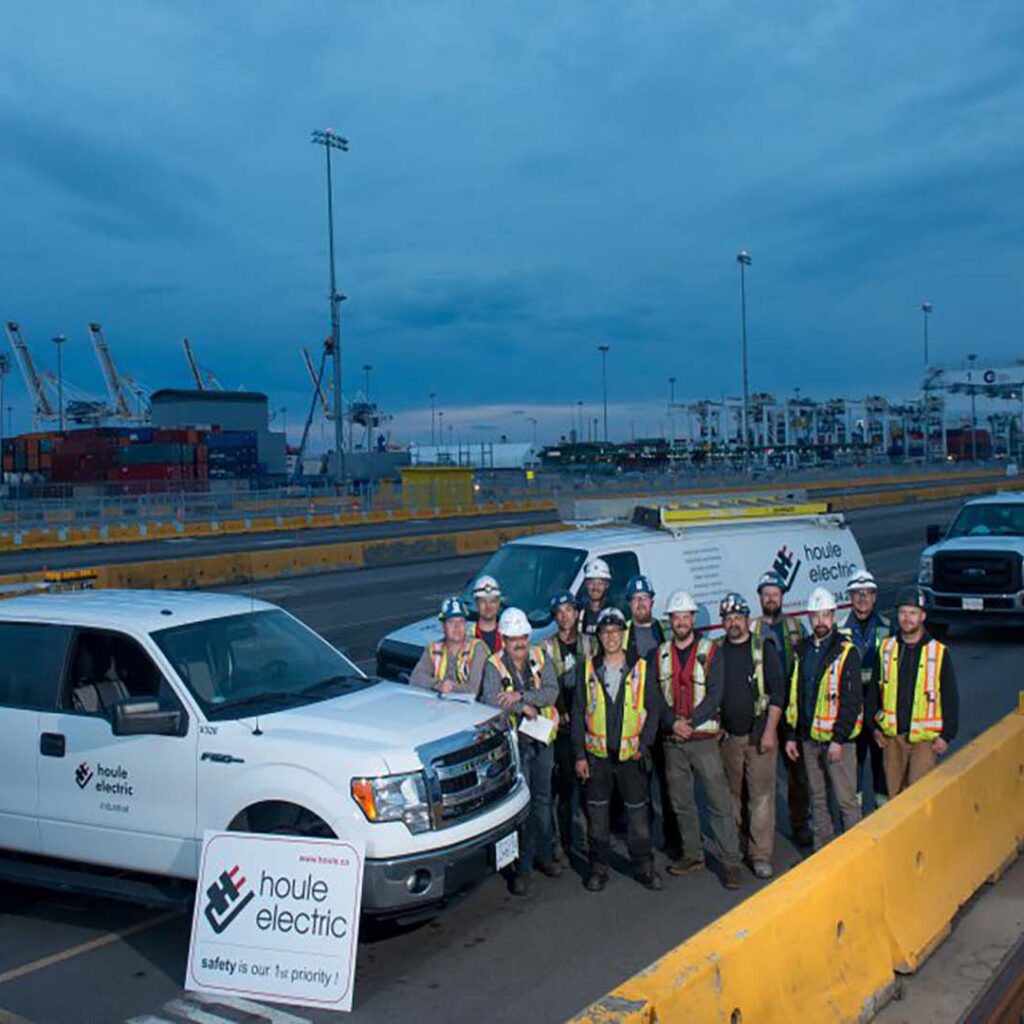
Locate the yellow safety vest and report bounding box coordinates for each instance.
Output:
[488,648,559,743]
[543,633,592,678]
[429,638,481,685]
[750,630,769,717]
[876,637,946,742]
[583,656,648,759]
[786,639,863,743]
[656,637,719,735]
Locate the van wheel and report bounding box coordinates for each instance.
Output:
[229,801,336,838]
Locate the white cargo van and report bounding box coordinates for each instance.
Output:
[377,499,867,679]
[0,591,527,919]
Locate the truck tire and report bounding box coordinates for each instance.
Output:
[229,801,336,839]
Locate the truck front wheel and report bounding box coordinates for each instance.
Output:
[229,801,336,838]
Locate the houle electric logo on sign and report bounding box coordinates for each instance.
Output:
[188,832,365,1012]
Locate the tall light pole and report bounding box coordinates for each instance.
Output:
[0,354,8,487]
[576,400,584,443]
[311,127,349,487]
[438,410,444,449]
[52,334,67,434]
[668,375,676,444]
[429,392,436,446]
[526,416,538,447]
[597,344,610,442]
[921,302,933,460]
[736,250,752,472]
[967,353,978,462]
[921,302,932,366]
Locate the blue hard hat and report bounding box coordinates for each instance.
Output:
[438,596,470,621]
[625,573,655,598]
[549,590,576,611]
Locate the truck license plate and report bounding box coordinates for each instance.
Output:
[494,831,519,871]
[962,597,984,611]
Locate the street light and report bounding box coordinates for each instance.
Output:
[526,416,538,447]
[429,392,436,446]
[597,345,610,442]
[668,375,677,444]
[736,250,752,472]
[52,334,67,434]
[921,302,934,460]
[438,410,445,450]
[921,302,933,366]
[0,354,9,487]
[311,127,349,487]
[967,353,978,462]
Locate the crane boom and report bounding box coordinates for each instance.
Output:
[87,322,133,420]
[4,321,56,419]
[182,338,205,390]
[302,345,332,417]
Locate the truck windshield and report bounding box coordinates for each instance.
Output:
[462,544,587,626]
[947,503,1024,538]
[152,609,373,720]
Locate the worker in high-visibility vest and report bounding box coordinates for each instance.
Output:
[543,590,592,863]
[571,607,664,892]
[718,592,786,880]
[481,607,560,895]
[657,590,743,889]
[868,586,959,796]
[784,587,864,850]
[578,557,613,636]
[409,596,487,697]
[752,569,812,850]
[841,568,895,812]
[472,575,504,652]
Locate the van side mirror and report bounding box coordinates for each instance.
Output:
[926,524,943,546]
[112,698,184,737]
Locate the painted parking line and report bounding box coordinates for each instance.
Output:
[0,1006,37,1024]
[127,993,310,1024]
[0,911,180,986]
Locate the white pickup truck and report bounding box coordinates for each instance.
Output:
[918,492,1024,635]
[0,590,527,919]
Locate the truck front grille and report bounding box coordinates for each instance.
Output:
[420,725,518,829]
[933,551,1020,594]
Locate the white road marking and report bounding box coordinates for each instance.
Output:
[162,1000,232,1023]
[125,1017,174,1023]
[191,993,311,1023]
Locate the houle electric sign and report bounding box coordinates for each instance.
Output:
[187,831,365,1012]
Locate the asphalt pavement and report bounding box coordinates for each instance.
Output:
[1,497,1021,1024]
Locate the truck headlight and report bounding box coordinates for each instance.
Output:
[918,555,933,585]
[351,772,431,834]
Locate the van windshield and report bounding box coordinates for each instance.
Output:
[947,503,1024,539]
[152,609,373,720]
[462,544,587,626]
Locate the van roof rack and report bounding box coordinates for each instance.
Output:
[631,496,832,531]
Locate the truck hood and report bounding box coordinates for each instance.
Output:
[239,680,502,774]
[384,616,445,649]
[924,536,1024,558]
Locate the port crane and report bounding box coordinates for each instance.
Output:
[87,322,134,421]
[4,321,56,423]
[181,338,224,391]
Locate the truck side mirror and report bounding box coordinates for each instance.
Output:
[112,697,184,737]
[926,524,943,546]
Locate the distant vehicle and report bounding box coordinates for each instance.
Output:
[0,591,527,919]
[377,498,868,679]
[919,492,1024,635]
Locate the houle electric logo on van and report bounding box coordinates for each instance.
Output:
[75,762,94,789]
[203,865,254,934]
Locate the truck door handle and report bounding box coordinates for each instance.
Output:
[40,733,66,758]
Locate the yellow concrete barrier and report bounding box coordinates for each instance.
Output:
[573,704,1024,1024]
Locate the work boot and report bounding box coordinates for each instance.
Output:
[585,870,608,892]
[635,870,663,892]
[752,861,774,880]
[794,825,814,850]
[722,864,743,890]
[535,859,564,879]
[509,873,531,897]
[667,856,706,877]
[553,843,568,865]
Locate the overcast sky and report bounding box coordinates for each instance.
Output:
[2,1,1022,444]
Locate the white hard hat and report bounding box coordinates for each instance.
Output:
[583,557,612,581]
[807,587,838,613]
[665,589,698,614]
[498,607,531,637]
[847,569,878,593]
[472,574,502,599]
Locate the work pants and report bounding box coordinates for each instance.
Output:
[801,740,861,850]
[650,738,682,856]
[856,728,888,812]
[663,738,742,867]
[720,732,777,866]
[552,731,586,854]
[518,739,554,874]
[882,734,938,797]
[782,746,811,834]
[584,754,653,876]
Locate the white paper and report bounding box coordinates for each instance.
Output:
[518,714,556,744]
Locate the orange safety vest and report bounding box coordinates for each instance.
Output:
[583,656,648,759]
[488,648,559,743]
[429,638,481,686]
[786,638,863,743]
[876,637,946,742]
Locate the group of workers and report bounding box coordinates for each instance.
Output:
[409,560,959,897]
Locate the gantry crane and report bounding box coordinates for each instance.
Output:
[87,322,133,420]
[302,342,333,419]
[4,321,56,422]
[181,338,223,391]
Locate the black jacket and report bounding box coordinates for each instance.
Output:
[624,618,665,661]
[571,651,662,761]
[786,630,863,745]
